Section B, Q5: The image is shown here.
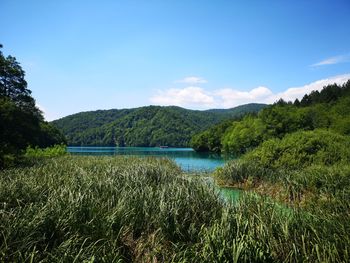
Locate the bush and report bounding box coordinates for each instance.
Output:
[214,159,273,186]
[24,144,67,158]
[243,129,350,169]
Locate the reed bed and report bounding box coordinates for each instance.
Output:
[0,156,349,262]
[214,159,350,262]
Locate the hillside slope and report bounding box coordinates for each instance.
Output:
[52,103,266,147]
[191,80,350,153]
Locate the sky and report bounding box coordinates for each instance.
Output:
[1,0,350,121]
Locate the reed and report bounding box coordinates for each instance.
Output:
[0,156,222,262]
[0,156,349,262]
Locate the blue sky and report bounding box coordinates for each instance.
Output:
[1,0,350,120]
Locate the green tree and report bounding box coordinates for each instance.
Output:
[0,45,40,117]
[221,116,267,154]
[191,80,350,154]
[0,45,65,167]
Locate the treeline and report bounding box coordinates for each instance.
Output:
[0,45,66,167]
[52,103,266,147]
[191,80,350,154]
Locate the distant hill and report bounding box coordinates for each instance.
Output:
[51,103,267,147]
[206,103,268,115]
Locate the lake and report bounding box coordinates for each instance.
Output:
[67,146,230,171]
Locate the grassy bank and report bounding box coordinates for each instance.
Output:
[213,130,350,262]
[1,155,349,262]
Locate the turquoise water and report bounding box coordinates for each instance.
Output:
[67,146,229,171]
[219,187,241,203]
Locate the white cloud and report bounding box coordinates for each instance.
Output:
[311,54,350,67]
[150,74,350,109]
[175,76,208,84]
[150,86,214,108]
[215,86,272,108]
[269,74,350,103]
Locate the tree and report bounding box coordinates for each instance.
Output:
[294,98,301,106]
[0,45,66,167]
[221,117,267,154]
[0,47,41,118]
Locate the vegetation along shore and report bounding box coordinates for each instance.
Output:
[1,44,350,262]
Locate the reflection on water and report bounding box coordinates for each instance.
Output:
[67,146,231,171]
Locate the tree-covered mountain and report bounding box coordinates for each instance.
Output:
[51,103,266,147]
[191,80,350,154]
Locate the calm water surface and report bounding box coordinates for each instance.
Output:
[67,146,230,171]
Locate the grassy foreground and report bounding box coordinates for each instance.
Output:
[1,156,349,262]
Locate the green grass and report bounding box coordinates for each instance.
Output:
[212,130,350,262]
[0,156,222,262]
[1,156,349,262]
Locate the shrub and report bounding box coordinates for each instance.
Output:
[24,144,67,158]
[243,129,350,169]
[214,159,273,186]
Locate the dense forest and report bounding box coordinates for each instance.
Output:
[0,45,66,167]
[52,103,266,147]
[191,80,350,154]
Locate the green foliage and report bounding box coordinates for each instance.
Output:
[221,116,267,154]
[0,47,38,115]
[52,104,266,147]
[199,82,350,262]
[214,159,272,186]
[0,156,222,262]
[216,158,350,225]
[0,46,66,167]
[259,104,310,136]
[24,145,67,158]
[213,159,350,262]
[192,80,350,155]
[291,165,350,214]
[198,192,350,262]
[190,119,233,152]
[214,128,350,223]
[299,80,350,106]
[244,129,350,169]
[190,105,268,153]
[0,156,349,262]
[215,129,350,222]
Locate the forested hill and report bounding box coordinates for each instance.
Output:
[191,80,350,153]
[51,103,266,147]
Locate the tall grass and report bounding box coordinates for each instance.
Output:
[198,194,349,262]
[213,159,350,262]
[0,156,222,262]
[0,156,349,262]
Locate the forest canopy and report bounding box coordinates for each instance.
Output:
[52,103,266,147]
[191,80,350,154]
